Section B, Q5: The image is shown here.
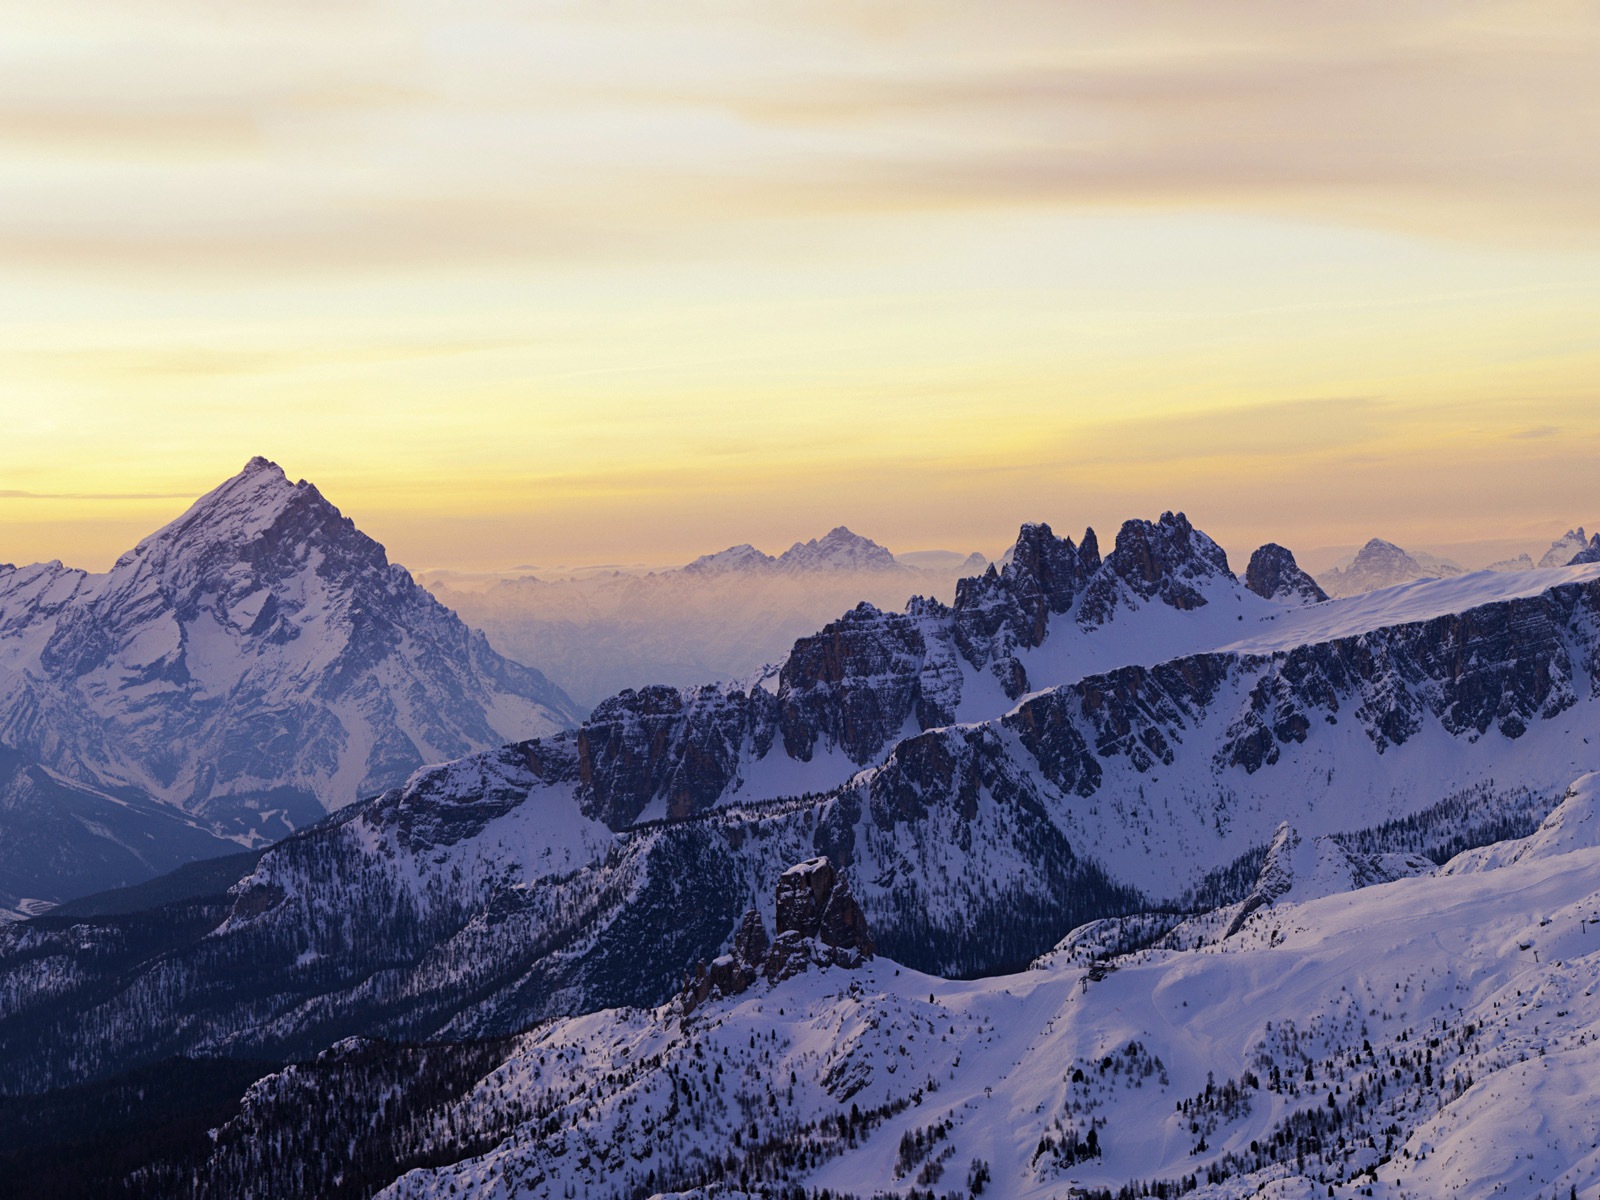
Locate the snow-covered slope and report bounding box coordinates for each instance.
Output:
[0,745,239,919]
[10,506,1600,1195]
[0,457,579,903]
[160,772,1600,1200]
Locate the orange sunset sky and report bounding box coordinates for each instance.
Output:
[3,1,1599,574]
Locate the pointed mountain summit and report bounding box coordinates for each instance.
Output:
[1540,527,1590,568]
[678,527,901,576]
[0,457,580,905]
[681,543,778,574]
[1317,537,1446,598]
[777,526,901,572]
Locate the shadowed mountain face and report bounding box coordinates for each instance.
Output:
[0,746,240,917]
[0,457,579,909]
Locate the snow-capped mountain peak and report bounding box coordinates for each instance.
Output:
[777,526,901,572]
[122,455,304,562]
[0,457,581,903]
[1540,527,1590,569]
[1318,536,1465,598]
[681,543,779,574]
[1568,533,1600,565]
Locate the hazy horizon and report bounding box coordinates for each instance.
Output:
[4,454,1592,582]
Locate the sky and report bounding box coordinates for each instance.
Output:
[3,0,1599,574]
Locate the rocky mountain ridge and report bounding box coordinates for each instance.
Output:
[8,520,1600,1097]
[0,457,579,910]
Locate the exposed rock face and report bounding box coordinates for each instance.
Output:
[576,684,774,826]
[950,522,1100,696]
[680,855,874,1013]
[1078,512,1232,625]
[1244,543,1329,605]
[1011,582,1587,786]
[778,604,930,763]
[1568,534,1600,566]
[767,857,875,982]
[732,906,770,965]
[773,855,835,939]
[1541,528,1590,569]
[564,510,1314,830]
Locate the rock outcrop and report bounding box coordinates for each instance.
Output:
[576,684,775,826]
[1223,822,1433,938]
[1244,543,1329,605]
[1078,512,1233,624]
[679,855,874,1014]
[1568,534,1600,566]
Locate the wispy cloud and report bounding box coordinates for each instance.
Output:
[5,1,1600,278]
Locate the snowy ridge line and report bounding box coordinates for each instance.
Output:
[1223,560,1600,657]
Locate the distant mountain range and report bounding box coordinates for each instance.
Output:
[1317,527,1598,597]
[426,528,989,708]
[0,458,579,914]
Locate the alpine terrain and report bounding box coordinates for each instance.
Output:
[3,508,1600,1198]
[0,457,580,915]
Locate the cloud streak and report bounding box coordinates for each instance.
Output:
[5,1,1600,278]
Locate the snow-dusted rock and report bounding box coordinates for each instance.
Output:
[1224,821,1433,936]
[0,457,580,903]
[1446,772,1600,873]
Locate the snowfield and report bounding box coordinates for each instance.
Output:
[361,776,1600,1200]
